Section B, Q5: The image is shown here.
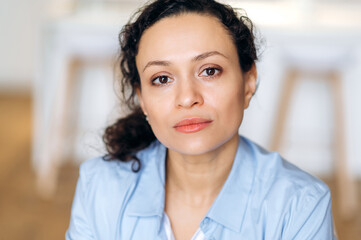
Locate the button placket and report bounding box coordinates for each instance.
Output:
[200,217,211,236]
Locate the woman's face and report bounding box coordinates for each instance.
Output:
[136,13,256,155]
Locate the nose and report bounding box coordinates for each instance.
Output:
[175,77,204,109]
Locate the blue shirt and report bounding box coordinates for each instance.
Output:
[66,136,336,239]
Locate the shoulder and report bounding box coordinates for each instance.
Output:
[71,142,162,235]
[76,157,137,207]
[79,156,133,185]
[78,140,161,192]
[240,136,335,239]
[241,136,330,205]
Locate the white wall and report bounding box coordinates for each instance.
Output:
[0,0,146,92]
[0,0,42,91]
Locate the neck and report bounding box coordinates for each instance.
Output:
[165,134,239,206]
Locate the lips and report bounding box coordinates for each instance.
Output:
[173,117,213,133]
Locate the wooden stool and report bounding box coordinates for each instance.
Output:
[271,68,358,220]
[35,57,114,199]
[32,4,128,199]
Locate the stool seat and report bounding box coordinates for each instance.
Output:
[271,65,358,220]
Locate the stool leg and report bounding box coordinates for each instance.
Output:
[36,58,81,199]
[329,71,358,220]
[271,69,299,152]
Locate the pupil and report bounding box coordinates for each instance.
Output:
[207,68,215,75]
[160,76,168,83]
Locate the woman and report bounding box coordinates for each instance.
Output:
[66,0,336,239]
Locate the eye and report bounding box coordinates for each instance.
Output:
[152,75,173,86]
[199,67,221,78]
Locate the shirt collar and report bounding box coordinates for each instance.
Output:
[126,136,256,232]
[126,140,167,218]
[206,136,256,232]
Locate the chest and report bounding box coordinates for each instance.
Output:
[164,194,213,240]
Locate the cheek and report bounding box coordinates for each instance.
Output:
[209,81,244,113]
[226,90,245,121]
[211,82,245,129]
[142,92,172,124]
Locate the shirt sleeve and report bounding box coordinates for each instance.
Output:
[65,165,95,240]
[283,187,337,240]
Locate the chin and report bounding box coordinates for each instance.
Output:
[165,134,235,156]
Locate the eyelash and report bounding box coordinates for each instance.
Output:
[151,75,173,86]
[151,67,222,86]
[199,67,221,78]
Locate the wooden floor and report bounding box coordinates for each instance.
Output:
[0,94,360,240]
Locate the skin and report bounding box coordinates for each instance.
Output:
[136,13,257,240]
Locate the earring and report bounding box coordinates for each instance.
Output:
[144,114,149,122]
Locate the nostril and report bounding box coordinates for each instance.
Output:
[177,98,203,108]
[192,100,200,106]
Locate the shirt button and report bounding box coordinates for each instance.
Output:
[202,218,210,225]
[201,217,210,231]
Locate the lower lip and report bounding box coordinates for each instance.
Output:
[174,121,212,133]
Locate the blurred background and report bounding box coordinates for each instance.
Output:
[0,0,360,239]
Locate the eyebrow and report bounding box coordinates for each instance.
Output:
[142,51,228,72]
[142,60,171,73]
[192,51,228,62]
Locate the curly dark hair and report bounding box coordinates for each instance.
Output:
[103,0,258,172]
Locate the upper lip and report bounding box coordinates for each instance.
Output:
[173,117,213,127]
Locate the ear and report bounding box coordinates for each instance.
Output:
[243,64,257,109]
[136,87,147,115]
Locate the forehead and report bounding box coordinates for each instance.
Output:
[136,13,237,64]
